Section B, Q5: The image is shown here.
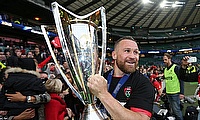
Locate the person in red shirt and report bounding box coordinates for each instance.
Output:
[150,72,162,102]
[44,79,67,120]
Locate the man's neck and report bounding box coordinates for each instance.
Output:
[113,67,125,77]
[167,62,172,67]
[35,52,40,55]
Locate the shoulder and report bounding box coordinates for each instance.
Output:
[174,64,181,72]
[172,64,181,69]
[46,96,61,107]
[130,71,150,83]
[50,93,66,104]
[103,69,113,79]
[5,67,40,78]
[129,71,154,89]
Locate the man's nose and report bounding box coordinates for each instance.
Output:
[129,52,137,59]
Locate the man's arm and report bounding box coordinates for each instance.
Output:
[8,108,35,120]
[98,91,150,120]
[5,91,50,104]
[33,92,51,104]
[174,66,185,100]
[87,74,150,120]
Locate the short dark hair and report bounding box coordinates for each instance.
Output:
[114,36,135,50]
[39,71,48,75]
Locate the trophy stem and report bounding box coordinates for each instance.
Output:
[81,104,109,120]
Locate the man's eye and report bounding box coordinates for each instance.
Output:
[133,51,139,55]
[125,50,130,52]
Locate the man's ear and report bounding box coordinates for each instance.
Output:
[112,51,117,60]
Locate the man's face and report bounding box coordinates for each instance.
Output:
[27,52,34,58]
[54,49,58,54]
[112,39,139,74]
[15,49,21,57]
[63,62,68,69]
[40,73,48,79]
[5,52,11,58]
[0,52,4,60]
[163,56,170,67]
[40,73,48,83]
[50,64,55,71]
[34,48,40,53]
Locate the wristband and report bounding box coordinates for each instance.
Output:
[26,96,31,103]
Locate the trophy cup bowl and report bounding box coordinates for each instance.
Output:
[41,2,108,120]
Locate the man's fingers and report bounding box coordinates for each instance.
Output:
[5,92,19,96]
[15,92,21,94]
[5,93,13,97]
[25,109,35,114]
[7,97,12,100]
[25,108,31,111]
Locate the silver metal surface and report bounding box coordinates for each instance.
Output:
[81,104,109,120]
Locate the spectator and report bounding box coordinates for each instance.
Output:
[4,51,11,66]
[45,62,60,78]
[34,46,44,64]
[27,51,34,58]
[0,49,6,65]
[4,70,51,120]
[5,91,50,120]
[179,56,199,119]
[39,71,49,84]
[6,48,20,67]
[149,70,162,102]
[62,61,69,73]
[163,53,184,120]
[1,58,46,119]
[54,49,64,65]
[180,56,198,82]
[62,71,84,120]
[44,79,69,120]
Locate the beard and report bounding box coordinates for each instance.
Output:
[164,62,168,67]
[116,59,138,74]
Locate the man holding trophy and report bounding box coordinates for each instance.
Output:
[87,36,155,120]
[41,2,155,120]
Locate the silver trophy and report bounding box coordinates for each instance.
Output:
[41,2,108,120]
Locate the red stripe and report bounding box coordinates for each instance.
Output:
[130,107,152,117]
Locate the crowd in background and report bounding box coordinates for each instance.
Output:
[0,45,84,120]
[0,44,199,120]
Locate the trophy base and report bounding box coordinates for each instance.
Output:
[81,104,110,120]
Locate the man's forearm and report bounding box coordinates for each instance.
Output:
[33,92,51,104]
[98,92,150,120]
[6,92,51,104]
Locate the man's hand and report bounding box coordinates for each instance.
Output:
[13,108,35,120]
[5,92,26,102]
[66,108,75,118]
[87,74,108,98]
[0,84,2,90]
[0,111,8,116]
[179,94,185,100]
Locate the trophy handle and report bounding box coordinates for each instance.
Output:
[98,7,107,75]
[51,2,89,102]
[41,25,85,105]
